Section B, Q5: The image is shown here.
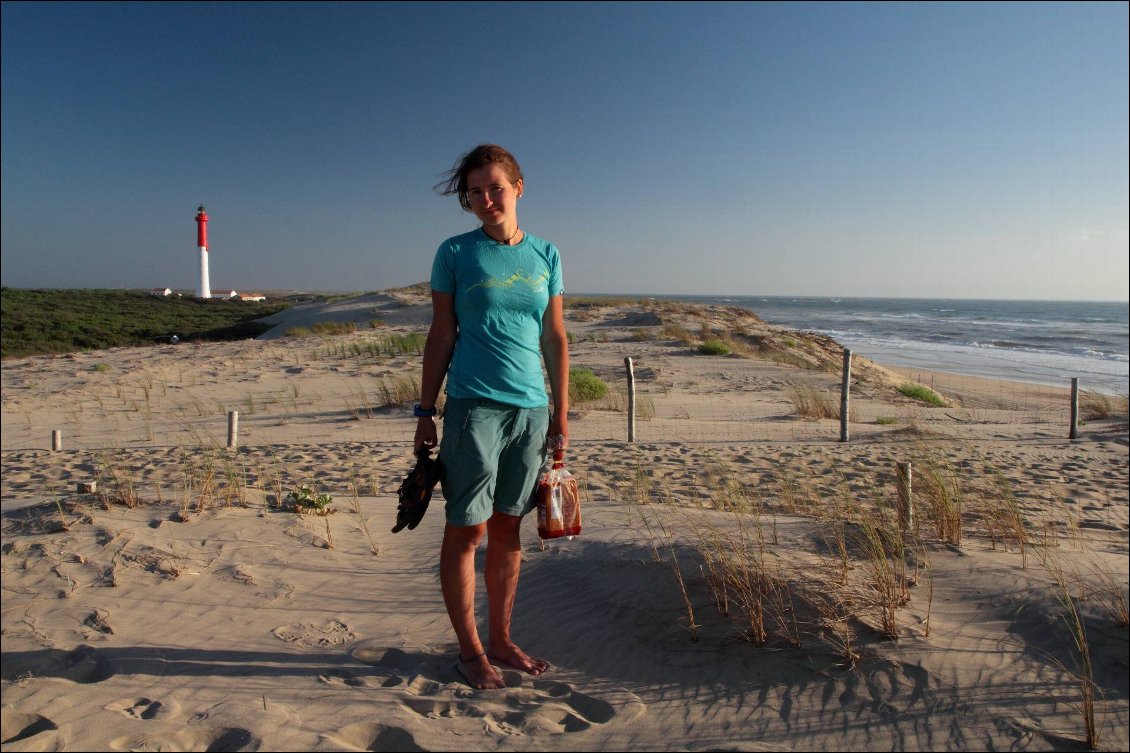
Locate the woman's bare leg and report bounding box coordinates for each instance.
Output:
[440,522,504,689]
[485,512,548,675]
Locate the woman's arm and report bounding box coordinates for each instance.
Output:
[414,291,457,452]
[540,294,570,446]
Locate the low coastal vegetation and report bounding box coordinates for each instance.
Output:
[564,294,918,404]
[569,367,611,403]
[698,338,732,356]
[787,382,839,420]
[304,332,426,360]
[897,382,947,406]
[564,295,651,310]
[3,285,943,410]
[283,483,335,515]
[284,320,360,337]
[1080,389,1129,421]
[1,288,292,359]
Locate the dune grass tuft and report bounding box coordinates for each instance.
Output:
[787,383,838,420]
[898,382,947,406]
[1079,389,1129,421]
[375,375,419,407]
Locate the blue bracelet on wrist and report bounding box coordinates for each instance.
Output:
[413,404,437,418]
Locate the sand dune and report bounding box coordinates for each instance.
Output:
[2,292,1126,751]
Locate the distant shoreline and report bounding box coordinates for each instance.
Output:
[3,287,1125,393]
[624,293,1129,394]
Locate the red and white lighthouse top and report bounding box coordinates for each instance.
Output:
[195,205,209,248]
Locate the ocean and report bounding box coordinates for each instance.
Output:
[649,296,1129,394]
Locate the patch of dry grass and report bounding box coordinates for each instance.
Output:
[1080,389,1129,421]
[787,382,838,420]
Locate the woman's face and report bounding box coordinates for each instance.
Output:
[466,164,522,227]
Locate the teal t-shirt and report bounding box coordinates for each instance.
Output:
[431,228,564,408]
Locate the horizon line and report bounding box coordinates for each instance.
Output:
[1,285,1127,305]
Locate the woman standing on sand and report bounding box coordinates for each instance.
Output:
[413,144,570,690]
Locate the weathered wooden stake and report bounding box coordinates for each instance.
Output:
[1069,377,1079,440]
[228,410,239,449]
[896,461,913,533]
[52,430,62,451]
[840,349,852,443]
[624,357,636,443]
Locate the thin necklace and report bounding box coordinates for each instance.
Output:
[485,225,521,245]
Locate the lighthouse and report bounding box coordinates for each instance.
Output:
[195,204,211,299]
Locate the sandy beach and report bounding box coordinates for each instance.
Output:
[2,291,1127,752]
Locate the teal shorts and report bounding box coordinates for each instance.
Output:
[439,397,550,527]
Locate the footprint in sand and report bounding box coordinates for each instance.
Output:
[531,679,621,724]
[318,668,379,689]
[348,642,646,737]
[0,645,114,684]
[320,722,428,752]
[350,646,441,689]
[202,727,258,751]
[229,564,258,585]
[83,607,113,636]
[108,726,258,752]
[104,697,180,721]
[0,712,61,749]
[352,646,431,673]
[402,672,643,736]
[404,675,446,697]
[228,566,294,604]
[402,697,487,720]
[348,644,645,735]
[353,645,525,690]
[272,619,356,649]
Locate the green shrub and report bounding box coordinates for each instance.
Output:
[570,367,609,403]
[285,484,333,513]
[897,383,946,406]
[698,339,731,356]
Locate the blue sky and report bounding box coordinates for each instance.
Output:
[2,1,1127,300]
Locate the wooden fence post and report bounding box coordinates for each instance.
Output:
[52,430,62,452]
[624,357,636,443]
[228,410,239,449]
[896,461,913,533]
[1069,378,1079,440]
[840,349,852,442]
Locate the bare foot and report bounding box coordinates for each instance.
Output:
[488,641,549,676]
[455,652,505,690]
